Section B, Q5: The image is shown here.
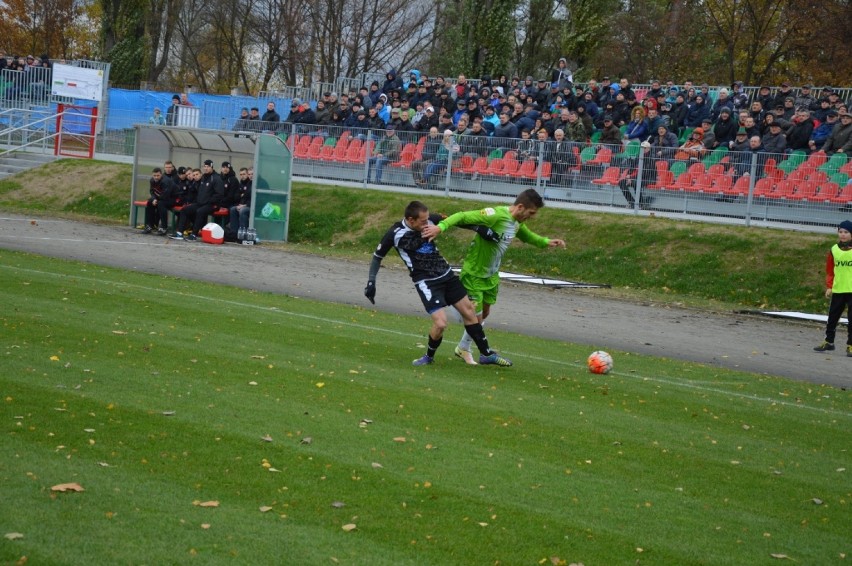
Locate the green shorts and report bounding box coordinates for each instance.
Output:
[460,272,499,312]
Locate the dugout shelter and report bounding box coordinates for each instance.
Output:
[130,125,292,242]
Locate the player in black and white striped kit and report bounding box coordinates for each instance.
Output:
[365,200,512,367]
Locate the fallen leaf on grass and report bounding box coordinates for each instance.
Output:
[50,356,60,361]
[371,462,383,469]
[315,382,325,388]
[341,523,357,532]
[811,498,823,505]
[331,501,345,508]
[393,437,406,443]
[111,331,127,335]
[200,524,210,529]
[259,506,273,513]
[300,437,313,445]
[261,435,273,442]
[162,411,176,416]
[4,533,24,540]
[51,483,84,492]
[194,500,219,508]
[770,553,792,559]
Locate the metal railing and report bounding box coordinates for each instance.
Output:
[0,107,100,158]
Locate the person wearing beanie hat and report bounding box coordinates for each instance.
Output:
[166,94,181,126]
[814,220,852,356]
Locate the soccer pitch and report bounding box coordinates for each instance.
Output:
[1,251,849,565]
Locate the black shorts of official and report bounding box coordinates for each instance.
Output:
[415,272,468,314]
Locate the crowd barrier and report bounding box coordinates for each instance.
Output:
[248,123,851,228]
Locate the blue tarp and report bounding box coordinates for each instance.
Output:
[106,89,304,131]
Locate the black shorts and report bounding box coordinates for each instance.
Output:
[414,273,468,314]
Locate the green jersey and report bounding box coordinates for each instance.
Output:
[438,206,550,282]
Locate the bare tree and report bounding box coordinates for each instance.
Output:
[146,0,183,83]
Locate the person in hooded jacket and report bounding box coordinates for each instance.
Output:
[576,103,594,136]
[667,93,689,134]
[610,91,631,126]
[369,81,382,105]
[382,69,402,95]
[551,58,573,90]
[581,91,599,118]
[684,94,711,128]
[665,86,680,106]
[712,107,739,149]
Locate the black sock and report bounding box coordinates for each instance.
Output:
[464,323,492,356]
[427,335,442,358]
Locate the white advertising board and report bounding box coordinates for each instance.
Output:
[51,63,105,101]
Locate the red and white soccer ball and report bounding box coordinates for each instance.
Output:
[587,350,613,374]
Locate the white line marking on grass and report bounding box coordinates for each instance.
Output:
[4,264,851,419]
[0,235,180,249]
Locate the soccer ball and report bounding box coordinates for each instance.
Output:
[587,351,613,374]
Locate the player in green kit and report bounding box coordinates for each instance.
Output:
[422,188,566,365]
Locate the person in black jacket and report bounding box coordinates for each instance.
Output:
[712,108,738,149]
[229,167,252,235]
[785,109,815,152]
[142,167,175,234]
[172,160,224,241]
[155,166,189,235]
[220,162,240,212]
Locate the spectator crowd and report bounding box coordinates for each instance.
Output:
[224,69,851,163]
[0,51,56,102]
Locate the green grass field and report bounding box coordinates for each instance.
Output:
[1,251,849,565]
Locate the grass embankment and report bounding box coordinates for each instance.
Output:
[1,253,849,565]
[0,159,836,312]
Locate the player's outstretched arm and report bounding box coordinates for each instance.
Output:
[365,255,382,304]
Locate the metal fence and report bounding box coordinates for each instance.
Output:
[202,123,849,231]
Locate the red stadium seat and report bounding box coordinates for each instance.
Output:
[591,166,621,185]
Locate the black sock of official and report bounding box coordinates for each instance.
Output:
[464,323,492,356]
[427,335,442,358]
